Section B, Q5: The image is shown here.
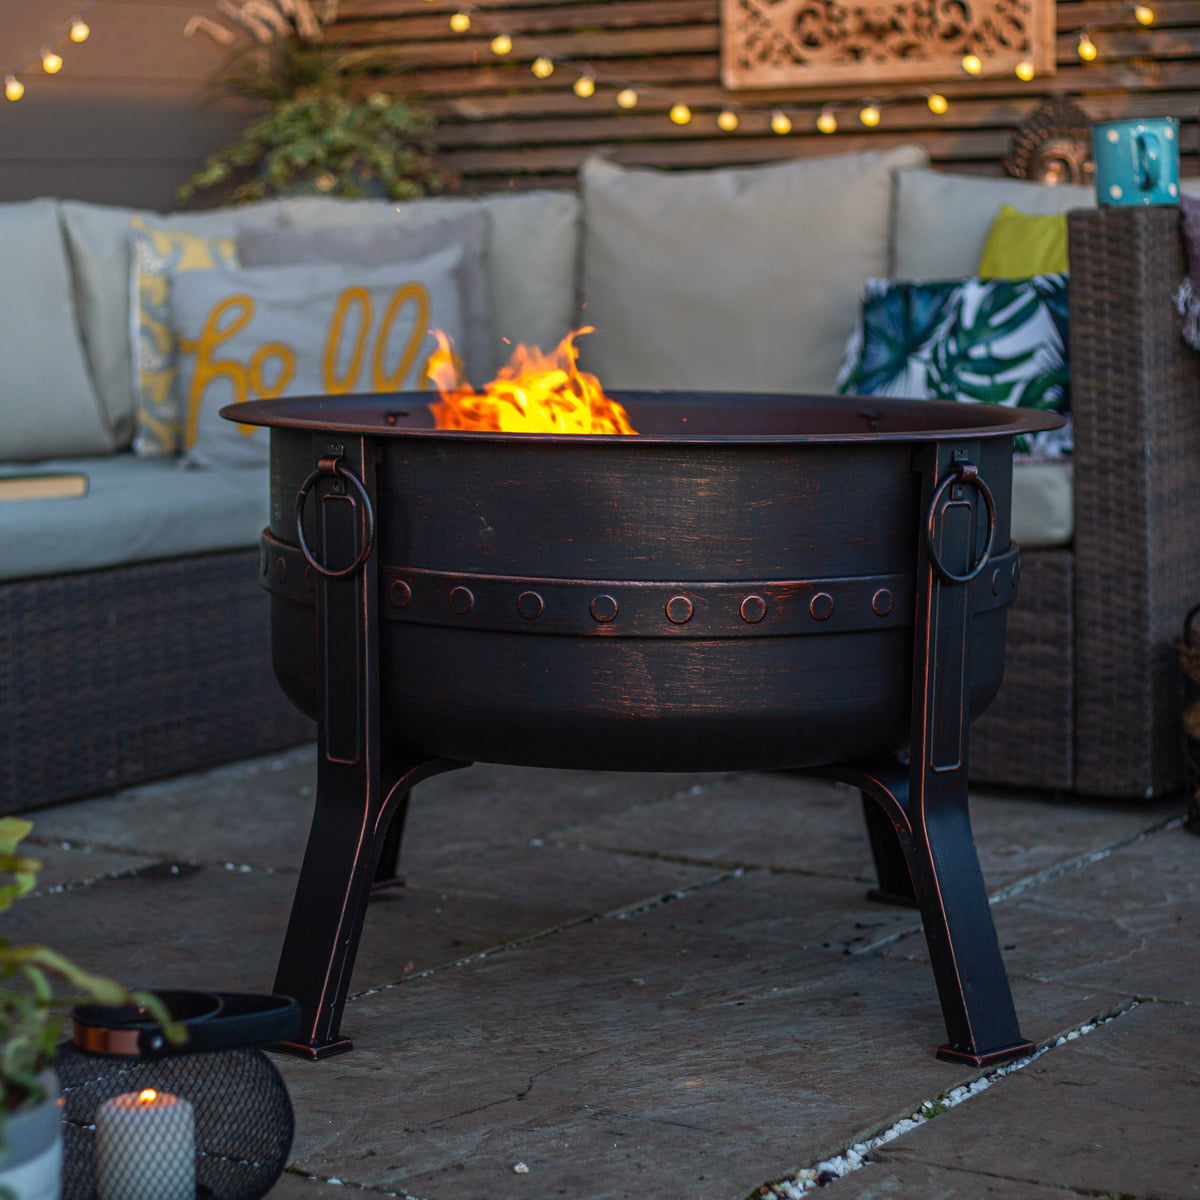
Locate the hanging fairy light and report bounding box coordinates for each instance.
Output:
[926,92,949,115]
[1015,59,1036,81]
[716,109,739,132]
[1077,31,1098,61]
[531,56,554,78]
[69,18,90,43]
[669,103,692,125]
[490,33,512,54]
[1133,4,1155,25]
[41,49,64,74]
[616,88,638,109]
[573,75,595,98]
[961,52,983,75]
[859,102,881,127]
[816,108,838,134]
[449,11,471,32]
[770,111,792,135]
[5,74,24,101]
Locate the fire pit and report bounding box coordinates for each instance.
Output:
[230,387,1059,1068]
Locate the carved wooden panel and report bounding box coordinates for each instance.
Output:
[722,0,1057,90]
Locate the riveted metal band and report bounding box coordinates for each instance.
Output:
[259,531,1019,639]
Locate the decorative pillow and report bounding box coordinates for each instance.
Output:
[978,205,1069,279]
[837,274,1072,459]
[130,221,239,457]
[237,212,496,383]
[59,200,285,448]
[280,190,582,363]
[577,146,928,394]
[168,249,467,467]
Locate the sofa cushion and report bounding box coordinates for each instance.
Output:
[237,212,494,383]
[169,250,467,466]
[1012,460,1073,549]
[59,199,287,447]
[577,146,928,395]
[837,273,1072,460]
[893,169,1094,280]
[280,191,580,366]
[0,199,113,461]
[0,454,268,582]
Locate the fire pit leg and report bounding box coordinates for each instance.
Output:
[859,793,918,907]
[271,437,468,1059]
[371,794,411,893]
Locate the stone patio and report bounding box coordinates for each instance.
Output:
[9,746,1198,1199]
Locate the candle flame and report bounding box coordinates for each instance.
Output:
[138,1088,158,1104]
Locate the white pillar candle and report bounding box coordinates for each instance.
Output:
[95,1089,196,1200]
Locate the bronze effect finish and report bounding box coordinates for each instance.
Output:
[228,390,1059,1066]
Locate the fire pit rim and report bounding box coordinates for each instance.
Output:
[223,390,1064,446]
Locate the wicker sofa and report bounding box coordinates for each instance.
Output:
[2,153,1196,813]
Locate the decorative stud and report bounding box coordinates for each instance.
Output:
[665,595,694,624]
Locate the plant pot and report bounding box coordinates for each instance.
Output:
[0,1069,63,1200]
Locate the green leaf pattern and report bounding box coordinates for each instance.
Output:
[838,273,1072,459]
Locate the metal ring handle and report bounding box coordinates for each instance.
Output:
[923,462,996,584]
[294,457,376,578]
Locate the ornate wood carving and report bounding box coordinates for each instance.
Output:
[722,0,1057,90]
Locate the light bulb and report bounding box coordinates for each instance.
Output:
[961,53,982,74]
[926,93,948,115]
[859,103,881,127]
[573,75,595,98]
[5,75,24,101]
[1015,59,1036,81]
[69,19,90,43]
[616,88,638,109]
[490,34,512,55]
[816,109,837,134]
[770,111,792,135]
[42,50,63,74]
[717,109,739,132]
[1134,4,1155,25]
[669,103,692,125]
[531,56,554,79]
[1077,32,1098,61]
[449,12,471,32]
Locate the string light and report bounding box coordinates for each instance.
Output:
[1015,59,1036,81]
[961,53,982,75]
[616,88,638,109]
[4,75,24,101]
[926,92,948,115]
[531,56,554,79]
[816,109,838,134]
[489,33,511,54]
[770,111,792,135]
[1077,31,1098,61]
[717,109,739,132]
[449,11,471,32]
[859,103,881,127]
[573,75,595,98]
[69,18,90,43]
[1133,4,1155,25]
[41,50,64,74]
[669,103,692,125]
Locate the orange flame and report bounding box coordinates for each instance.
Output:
[427,327,637,435]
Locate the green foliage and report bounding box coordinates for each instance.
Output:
[178,39,450,206]
[0,818,185,1134]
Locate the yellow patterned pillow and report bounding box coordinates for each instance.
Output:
[977,205,1069,280]
[131,219,237,456]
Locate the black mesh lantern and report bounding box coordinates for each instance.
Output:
[55,991,299,1200]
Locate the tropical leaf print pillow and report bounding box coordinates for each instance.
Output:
[837,274,1072,459]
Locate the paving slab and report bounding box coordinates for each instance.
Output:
[935,821,1200,1004]
[560,771,1175,889]
[861,999,1200,1200]
[818,1158,1081,1199]
[276,897,1096,1200]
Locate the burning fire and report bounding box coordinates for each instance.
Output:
[426,327,637,435]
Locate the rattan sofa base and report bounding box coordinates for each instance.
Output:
[0,549,314,814]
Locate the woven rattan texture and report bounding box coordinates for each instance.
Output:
[1067,207,1200,797]
[0,550,314,812]
[970,549,1074,792]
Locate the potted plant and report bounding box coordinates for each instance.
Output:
[0,818,181,1199]
[179,0,450,205]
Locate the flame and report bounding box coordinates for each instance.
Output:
[137,1089,158,1104]
[426,327,637,435]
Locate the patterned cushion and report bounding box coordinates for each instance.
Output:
[837,274,1072,460]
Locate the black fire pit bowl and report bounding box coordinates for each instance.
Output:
[225,389,1062,1070]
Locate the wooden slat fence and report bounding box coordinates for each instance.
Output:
[331,0,1200,191]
